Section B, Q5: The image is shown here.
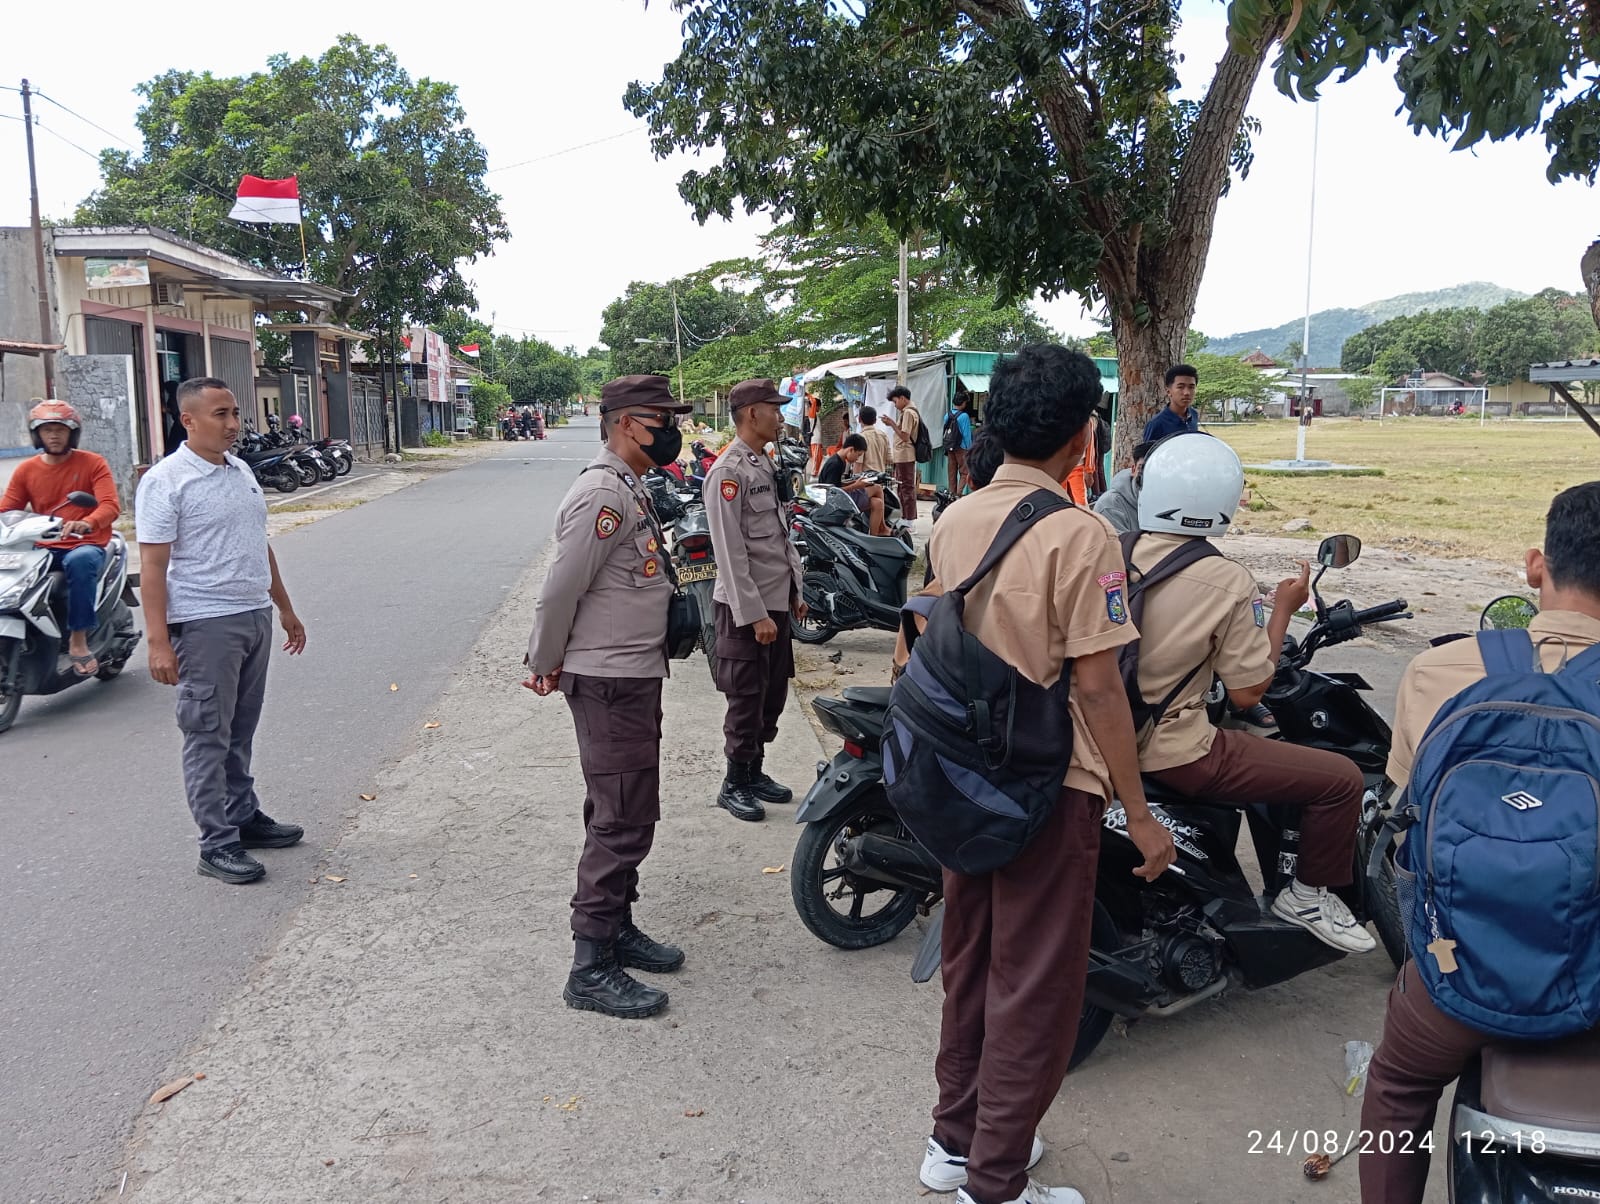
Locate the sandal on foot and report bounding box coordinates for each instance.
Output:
[69,653,99,677]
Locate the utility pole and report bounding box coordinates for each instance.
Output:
[21,80,56,396]
[896,240,909,384]
[1295,103,1320,465]
[670,287,687,411]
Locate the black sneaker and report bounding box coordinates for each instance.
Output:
[198,843,266,884]
[563,939,669,1019]
[615,920,685,973]
[239,811,304,849]
[716,759,766,822]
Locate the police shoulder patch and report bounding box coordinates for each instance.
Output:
[595,506,622,540]
[720,478,739,502]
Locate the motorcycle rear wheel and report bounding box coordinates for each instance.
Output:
[792,792,924,949]
[792,571,840,645]
[272,466,300,494]
[1067,903,1123,1071]
[318,460,337,482]
[1361,782,1408,969]
[294,461,319,487]
[334,453,353,477]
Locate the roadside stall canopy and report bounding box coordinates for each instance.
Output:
[1527,359,1600,441]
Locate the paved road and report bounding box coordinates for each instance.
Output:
[1,423,598,1204]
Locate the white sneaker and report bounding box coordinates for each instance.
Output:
[920,1134,1045,1192]
[1271,881,1378,953]
[954,1179,1086,1204]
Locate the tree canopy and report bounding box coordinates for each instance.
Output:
[1339,290,1597,383]
[1188,352,1275,418]
[599,279,770,383]
[629,0,1600,459]
[75,35,508,331]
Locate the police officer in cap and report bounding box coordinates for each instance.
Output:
[703,378,807,822]
[525,374,691,1019]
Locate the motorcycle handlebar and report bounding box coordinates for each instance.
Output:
[1353,599,1409,624]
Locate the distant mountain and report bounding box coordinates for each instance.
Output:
[1203,282,1528,365]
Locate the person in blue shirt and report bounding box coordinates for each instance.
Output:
[1142,364,1201,443]
[944,392,976,494]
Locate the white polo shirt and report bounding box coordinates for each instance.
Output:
[135,443,272,624]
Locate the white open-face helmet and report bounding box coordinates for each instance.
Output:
[1136,433,1244,536]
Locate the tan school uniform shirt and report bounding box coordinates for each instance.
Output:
[1130,532,1275,772]
[703,437,805,627]
[889,405,921,464]
[860,426,891,473]
[526,448,671,678]
[1387,609,1600,788]
[928,464,1136,802]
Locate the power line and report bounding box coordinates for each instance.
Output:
[486,128,641,175]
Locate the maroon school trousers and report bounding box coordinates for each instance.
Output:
[932,787,1102,1204]
[893,460,920,520]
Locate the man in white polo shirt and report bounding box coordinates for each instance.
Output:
[136,377,308,884]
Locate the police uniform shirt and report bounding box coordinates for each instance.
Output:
[526,448,671,678]
[703,438,804,626]
[1128,532,1274,771]
[1387,610,1600,788]
[928,464,1136,803]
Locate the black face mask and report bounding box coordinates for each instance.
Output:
[637,421,683,467]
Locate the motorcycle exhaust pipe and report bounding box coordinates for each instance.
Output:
[1084,951,1162,1018]
[842,832,943,894]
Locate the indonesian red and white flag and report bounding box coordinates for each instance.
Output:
[458,343,481,358]
[229,175,301,224]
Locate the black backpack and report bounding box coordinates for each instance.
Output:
[942,411,963,452]
[883,490,1076,874]
[1115,530,1223,736]
[911,408,933,463]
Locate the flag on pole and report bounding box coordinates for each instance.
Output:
[458,344,481,358]
[229,175,302,224]
[401,335,412,350]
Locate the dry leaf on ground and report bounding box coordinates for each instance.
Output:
[423,721,441,729]
[359,793,376,801]
[148,1076,194,1104]
[684,1108,705,1117]
[324,875,347,883]
[762,865,786,875]
[389,683,399,692]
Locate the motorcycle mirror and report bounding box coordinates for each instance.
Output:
[1479,595,1538,631]
[1316,534,1361,570]
[63,491,98,509]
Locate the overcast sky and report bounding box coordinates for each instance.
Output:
[3,2,1594,354]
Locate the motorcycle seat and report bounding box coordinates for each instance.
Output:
[1480,1028,1600,1133]
[840,685,892,709]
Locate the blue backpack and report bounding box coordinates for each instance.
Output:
[1396,629,1600,1040]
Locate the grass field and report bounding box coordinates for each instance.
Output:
[1213,417,1600,564]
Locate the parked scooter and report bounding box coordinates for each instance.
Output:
[790,534,1412,1070]
[0,492,142,733]
[237,428,303,494]
[790,487,916,645]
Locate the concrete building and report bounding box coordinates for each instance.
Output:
[1,225,341,472]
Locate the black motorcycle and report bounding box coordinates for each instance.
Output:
[645,469,722,679]
[790,488,916,645]
[236,428,303,494]
[791,533,1412,1070]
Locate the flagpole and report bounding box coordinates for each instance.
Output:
[296,212,309,278]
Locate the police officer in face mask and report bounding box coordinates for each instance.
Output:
[524,374,691,1019]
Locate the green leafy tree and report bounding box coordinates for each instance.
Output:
[573,345,612,397]
[1189,352,1273,419]
[1341,375,1384,412]
[470,378,512,433]
[630,0,1600,462]
[1279,339,1303,365]
[1185,329,1209,358]
[75,35,508,331]
[600,280,768,382]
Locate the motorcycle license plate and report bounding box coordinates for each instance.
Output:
[0,553,23,570]
[677,562,718,583]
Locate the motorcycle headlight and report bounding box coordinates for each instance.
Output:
[0,557,46,609]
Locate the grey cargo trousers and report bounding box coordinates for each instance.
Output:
[170,608,272,852]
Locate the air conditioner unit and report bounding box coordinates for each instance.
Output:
[154,283,185,307]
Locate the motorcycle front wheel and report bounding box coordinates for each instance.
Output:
[1361,782,1408,969]
[317,459,336,482]
[792,571,840,644]
[334,453,353,476]
[272,466,300,494]
[792,791,924,949]
[294,461,319,487]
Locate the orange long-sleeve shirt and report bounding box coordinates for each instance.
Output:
[0,450,120,549]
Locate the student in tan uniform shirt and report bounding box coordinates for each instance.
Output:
[917,345,1174,1204]
[703,378,808,822]
[524,374,691,1021]
[857,404,891,473]
[881,384,921,519]
[1128,433,1376,954]
[1359,481,1600,1204]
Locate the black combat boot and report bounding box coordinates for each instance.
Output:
[615,916,685,972]
[716,758,766,822]
[748,752,794,805]
[563,938,669,1019]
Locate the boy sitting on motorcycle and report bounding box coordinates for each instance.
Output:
[1126,433,1375,954]
[0,401,120,676]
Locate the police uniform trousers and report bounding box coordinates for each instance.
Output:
[560,673,663,941]
[932,788,1102,1204]
[712,602,793,762]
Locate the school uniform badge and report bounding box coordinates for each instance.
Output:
[1105,587,1128,625]
[1253,597,1266,628]
[595,506,622,539]
[720,479,740,502]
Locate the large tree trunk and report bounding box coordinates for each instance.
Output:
[1111,312,1191,467]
